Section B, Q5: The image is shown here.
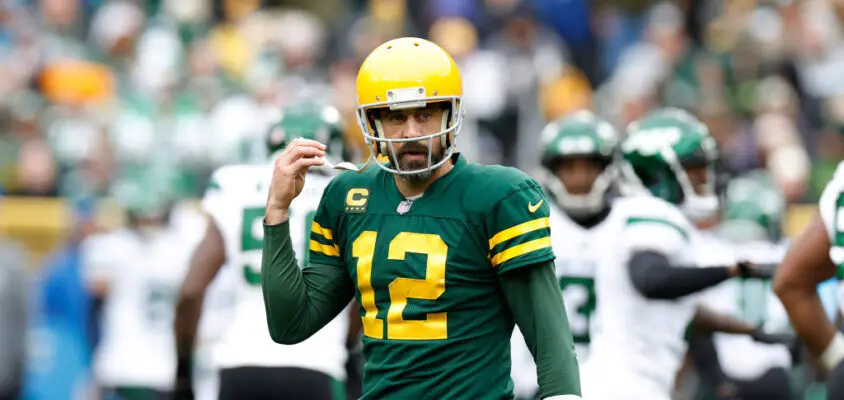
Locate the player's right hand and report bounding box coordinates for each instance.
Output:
[266,138,326,224]
[734,261,775,279]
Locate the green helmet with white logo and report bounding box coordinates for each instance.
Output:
[540,110,619,216]
[111,163,181,223]
[620,108,720,221]
[266,101,346,162]
[719,170,785,243]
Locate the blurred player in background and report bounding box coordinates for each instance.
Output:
[775,161,844,398]
[690,171,796,399]
[579,109,777,400]
[716,171,796,396]
[510,111,618,399]
[82,166,202,400]
[173,101,360,400]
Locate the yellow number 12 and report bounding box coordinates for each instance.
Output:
[352,231,448,340]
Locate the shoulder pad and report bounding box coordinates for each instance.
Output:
[206,164,264,195]
[615,195,693,234]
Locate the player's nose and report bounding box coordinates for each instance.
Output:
[402,117,425,139]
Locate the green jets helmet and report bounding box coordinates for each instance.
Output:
[540,110,619,216]
[111,163,181,222]
[620,107,720,220]
[266,101,346,163]
[718,170,786,243]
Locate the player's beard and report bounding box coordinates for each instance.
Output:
[388,141,445,184]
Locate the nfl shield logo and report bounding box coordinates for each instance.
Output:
[396,200,413,215]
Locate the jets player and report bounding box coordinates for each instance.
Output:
[775,161,844,397]
[510,111,618,398]
[262,37,582,399]
[173,101,359,400]
[700,171,796,399]
[83,167,201,399]
[579,108,774,400]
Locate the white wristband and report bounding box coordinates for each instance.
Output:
[821,331,844,371]
[543,396,582,400]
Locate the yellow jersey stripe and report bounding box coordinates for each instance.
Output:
[490,237,551,267]
[310,240,340,257]
[488,217,550,250]
[311,221,334,241]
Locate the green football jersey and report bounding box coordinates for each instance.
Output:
[309,154,555,399]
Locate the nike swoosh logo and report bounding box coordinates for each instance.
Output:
[528,199,544,213]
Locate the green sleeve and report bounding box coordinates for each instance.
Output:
[261,220,355,344]
[484,183,555,274]
[501,260,581,399]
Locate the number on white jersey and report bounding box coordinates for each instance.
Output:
[559,276,596,344]
[145,283,177,330]
[239,206,317,285]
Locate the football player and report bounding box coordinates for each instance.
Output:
[261,37,582,399]
[774,161,844,397]
[82,167,201,399]
[700,171,796,399]
[579,108,773,400]
[173,101,359,400]
[510,111,618,398]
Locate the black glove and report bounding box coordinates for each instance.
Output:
[172,377,194,400]
[736,261,775,280]
[172,357,194,400]
[827,359,844,399]
[750,324,796,346]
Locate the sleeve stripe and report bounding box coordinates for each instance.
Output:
[311,221,334,241]
[488,217,550,250]
[310,240,340,257]
[490,237,551,267]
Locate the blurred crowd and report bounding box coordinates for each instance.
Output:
[1,0,843,207]
[3,0,844,398]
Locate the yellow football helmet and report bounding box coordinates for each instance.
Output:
[355,37,465,175]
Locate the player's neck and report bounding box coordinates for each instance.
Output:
[393,161,454,198]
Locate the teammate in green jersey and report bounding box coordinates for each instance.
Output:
[261,37,582,399]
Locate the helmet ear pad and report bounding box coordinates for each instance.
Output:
[366,111,388,156]
[440,108,452,150]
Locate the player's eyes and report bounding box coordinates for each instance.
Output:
[386,113,407,123]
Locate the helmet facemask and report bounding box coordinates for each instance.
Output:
[356,88,464,180]
[662,146,719,221]
[544,155,616,218]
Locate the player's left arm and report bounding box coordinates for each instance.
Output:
[691,305,755,335]
[500,262,581,400]
[173,173,229,396]
[691,305,797,347]
[485,181,580,399]
[173,219,227,394]
[773,213,840,368]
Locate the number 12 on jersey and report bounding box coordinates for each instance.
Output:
[353,231,449,341]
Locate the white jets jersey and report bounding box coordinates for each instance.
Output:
[820,162,844,310]
[581,195,698,400]
[82,226,199,390]
[510,201,627,398]
[700,235,792,381]
[202,164,349,379]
